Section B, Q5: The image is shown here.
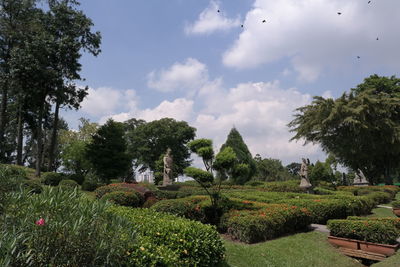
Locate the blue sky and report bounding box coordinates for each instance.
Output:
[63,0,400,165]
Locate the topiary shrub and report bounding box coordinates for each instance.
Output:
[0,187,135,266]
[327,219,400,245]
[261,180,305,193]
[59,179,79,189]
[244,180,265,187]
[102,191,142,207]
[109,206,225,266]
[95,183,153,201]
[346,216,400,229]
[41,172,64,186]
[64,173,85,185]
[82,180,99,192]
[220,204,312,243]
[21,180,42,194]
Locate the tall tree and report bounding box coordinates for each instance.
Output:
[254,155,293,181]
[219,128,256,184]
[289,75,400,184]
[126,118,196,179]
[86,119,130,182]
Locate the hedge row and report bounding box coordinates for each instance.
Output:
[327,219,400,245]
[346,216,400,229]
[109,206,225,266]
[220,204,312,243]
[337,185,399,199]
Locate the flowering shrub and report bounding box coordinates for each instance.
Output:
[220,204,312,243]
[109,206,225,267]
[346,216,400,229]
[327,219,400,245]
[0,187,135,266]
[102,191,143,207]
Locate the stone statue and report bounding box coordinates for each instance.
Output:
[163,148,173,186]
[354,169,369,186]
[299,158,312,190]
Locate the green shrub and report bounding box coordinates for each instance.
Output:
[109,179,121,184]
[150,196,209,222]
[21,180,42,194]
[94,183,151,200]
[102,191,142,207]
[81,180,99,191]
[65,173,85,185]
[221,204,312,243]
[327,219,400,245]
[0,165,25,195]
[391,200,400,209]
[337,185,399,199]
[41,172,64,186]
[244,180,265,187]
[313,187,336,195]
[346,216,400,229]
[59,179,79,189]
[261,180,305,193]
[0,164,28,180]
[109,206,225,267]
[0,187,135,266]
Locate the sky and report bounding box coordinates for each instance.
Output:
[62,0,400,165]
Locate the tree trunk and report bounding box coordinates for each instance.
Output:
[35,102,44,177]
[0,84,8,162]
[16,101,24,165]
[47,100,60,171]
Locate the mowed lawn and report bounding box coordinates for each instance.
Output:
[222,231,362,267]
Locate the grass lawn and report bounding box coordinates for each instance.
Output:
[367,207,396,218]
[222,231,362,267]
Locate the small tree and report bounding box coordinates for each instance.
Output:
[86,119,130,182]
[185,139,236,215]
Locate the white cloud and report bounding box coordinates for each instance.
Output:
[80,87,138,118]
[223,0,400,81]
[147,58,209,93]
[103,98,194,124]
[185,0,241,35]
[194,80,324,164]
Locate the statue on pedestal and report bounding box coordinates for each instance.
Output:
[163,148,173,186]
[353,168,369,186]
[299,158,312,190]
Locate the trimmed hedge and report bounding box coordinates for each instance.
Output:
[41,172,64,186]
[261,180,305,193]
[109,206,225,266]
[221,204,312,243]
[346,216,400,229]
[102,191,142,207]
[337,186,399,199]
[392,200,400,209]
[59,179,79,189]
[95,183,152,201]
[327,219,400,245]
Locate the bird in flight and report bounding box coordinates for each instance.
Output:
[337,12,342,15]
[376,37,379,40]
[262,19,266,23]
[217,9,220,13]
[357,56,361,59]
[241,24,244,28]
[368,1,371,3]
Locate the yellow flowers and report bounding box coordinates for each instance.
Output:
[183,249,188,255]
[140,247,145,251]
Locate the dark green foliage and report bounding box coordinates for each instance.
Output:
[86,119,131,182]
[109,206,225,267]
[286,162,302,176]
[328,219,400,245]
[221,204,312,243]
[184,167,213,184]
[309,161,334,184]
[41,172,64,186]
[289,75,400,184]
[337,185,399,199]
[21,180,42,194]
[262,180,305,193]
[102,191,142,207]
[126,118,196,177]
[64,173,84,185]
[59,179,79,189]
[254,155,294,181]
[346,216,400,229]
[219,128,256,184]
[81,180,99,192]
[0,187,135,266]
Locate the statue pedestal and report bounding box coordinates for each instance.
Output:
[299,178,312,189]
[162,175,172,186]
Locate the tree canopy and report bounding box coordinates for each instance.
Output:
[219,128,256,184]
[289,74,400,184]
[126,118,196,178]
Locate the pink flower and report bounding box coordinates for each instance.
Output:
[35,218,46,226]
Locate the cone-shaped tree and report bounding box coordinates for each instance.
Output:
[219,128,256,184]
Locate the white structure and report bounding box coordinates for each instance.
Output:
[135,170,154,183]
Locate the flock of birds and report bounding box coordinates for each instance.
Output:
[217,0,377,60]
